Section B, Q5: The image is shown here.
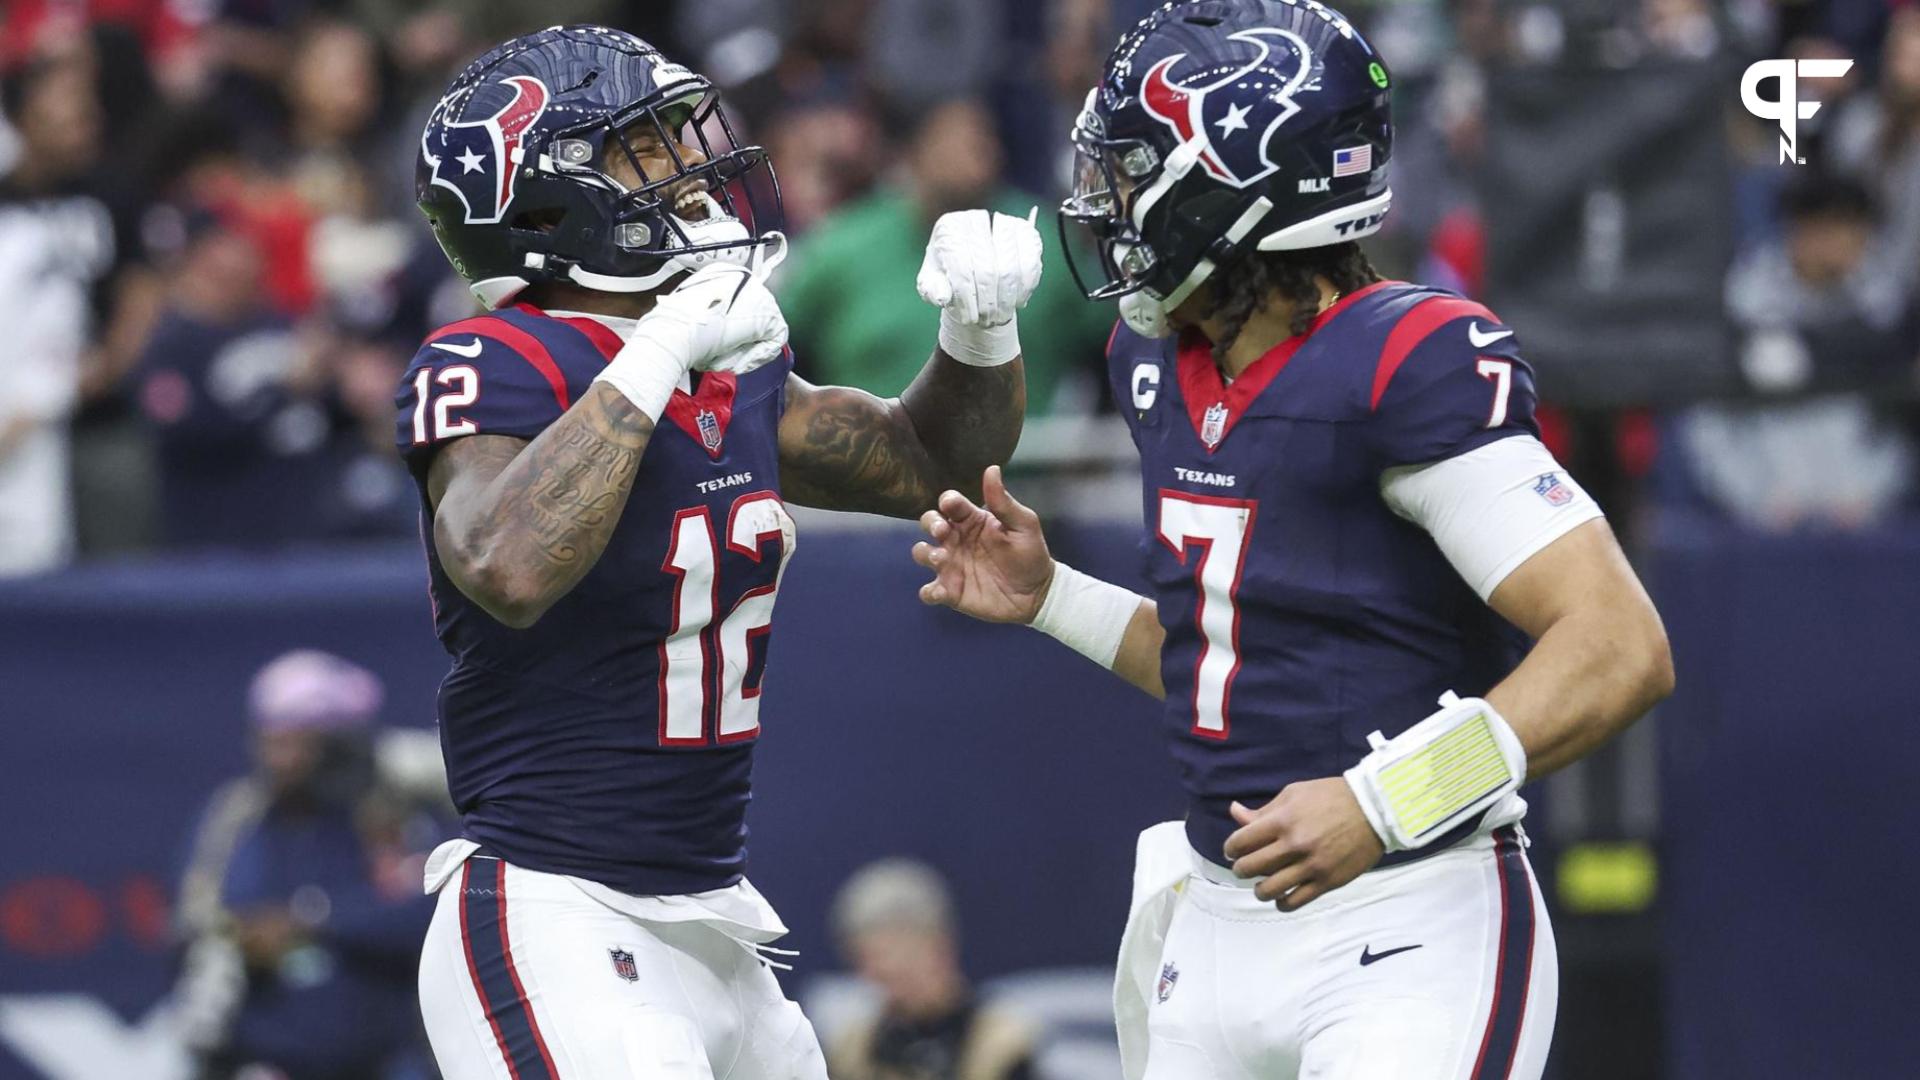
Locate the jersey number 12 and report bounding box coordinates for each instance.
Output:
[659,492,796,746]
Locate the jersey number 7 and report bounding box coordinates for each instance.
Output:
[1157,491,1256,741]
[659,492,796,746]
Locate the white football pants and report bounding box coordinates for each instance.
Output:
[1120,824,1557,1080]
[418,842,826,1080]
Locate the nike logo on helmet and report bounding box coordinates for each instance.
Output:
[431,338,486,358]
[1358,944,1423,966]
[1468,321,1514,348]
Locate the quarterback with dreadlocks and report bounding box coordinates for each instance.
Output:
[914,2,1673,1077]
[400,25,1035,1080]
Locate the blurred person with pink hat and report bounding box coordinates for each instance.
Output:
[171,649,443,1080]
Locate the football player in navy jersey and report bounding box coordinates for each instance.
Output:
[397,26,1037,1080]
[914,3,1673,1078]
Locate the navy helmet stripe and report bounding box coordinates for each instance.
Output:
[459,858,562,1079]
[1470,827,1536,1080]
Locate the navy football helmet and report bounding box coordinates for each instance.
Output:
[1061,0,1392,336]
[417,25,782,309]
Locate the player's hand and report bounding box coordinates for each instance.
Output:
[632,263,789,377]
[916,209,1043,367]
[1222,777,1386,912]
[913,465,1054,624]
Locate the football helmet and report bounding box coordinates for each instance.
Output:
[417,25,783,309]
[1060,0,1392,336]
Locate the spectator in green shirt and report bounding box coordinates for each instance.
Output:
[777,97,1112,414]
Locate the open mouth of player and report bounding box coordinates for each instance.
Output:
[672,185,717,223]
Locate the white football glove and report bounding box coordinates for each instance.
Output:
[915,208,1044,366]
[593,264,789,421]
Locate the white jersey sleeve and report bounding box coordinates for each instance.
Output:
[1379,434,1604,602]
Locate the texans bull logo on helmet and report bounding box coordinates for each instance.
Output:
[423,75,552,225]
[1139,28,1313,189]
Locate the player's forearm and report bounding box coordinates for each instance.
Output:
[1484,595,1674,779]
[434,384,654,627]
[1110,599,1167,699]
[899,350,1025,502]
[1031,563,1166,699]
[781,355,1024,519]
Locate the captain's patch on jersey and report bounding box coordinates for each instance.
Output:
[1133,363,1161,410]
[1532,472,1574,507]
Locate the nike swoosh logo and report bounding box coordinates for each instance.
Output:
[1359,944,1423,966]
[431,338,485,358]
[1467,322,1513,349]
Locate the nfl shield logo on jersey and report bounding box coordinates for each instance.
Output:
[609,948,639,983]
[1156,962,1179,1003]
[1532,473,1574,507]
[1200,402,1229,449]
[696,408,724,453]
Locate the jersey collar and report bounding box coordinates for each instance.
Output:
[1175,280,1395,453]
[542,308,640,338]
[521,303,738,456]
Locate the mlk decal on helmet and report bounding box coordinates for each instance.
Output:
[417,25,784,310]
[1061,0,1392,337]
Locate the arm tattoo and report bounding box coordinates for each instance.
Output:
[523,419,642,565]
[780,384,941,517]
[901,351,1023,491]
[429,383,655,621]
[780,352,1024,518]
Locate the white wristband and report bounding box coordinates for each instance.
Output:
[1342,692,1528,853]
[1030,561,1143,669]
[937,310,1021,367]
[592,331,690,423]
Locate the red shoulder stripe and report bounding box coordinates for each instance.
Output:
[1368,296,1496,412]
[428,317,571,410]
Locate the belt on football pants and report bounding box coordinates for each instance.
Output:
[1189,812,1499,888]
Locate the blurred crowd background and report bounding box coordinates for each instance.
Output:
[3,1,1918,1079]
[4,0,1919,576]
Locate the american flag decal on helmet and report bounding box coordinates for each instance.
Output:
[1332,145,1372,178]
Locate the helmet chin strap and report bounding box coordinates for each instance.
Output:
[1118,287,1175,339]
[1118,195,1275,340]
[1112,139,1202,339]
[553,189,790,300]
[568,207,782,293]
[470,217,785,309]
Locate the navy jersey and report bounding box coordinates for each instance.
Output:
[394,304,796,896]
[1108,281,1537,864]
